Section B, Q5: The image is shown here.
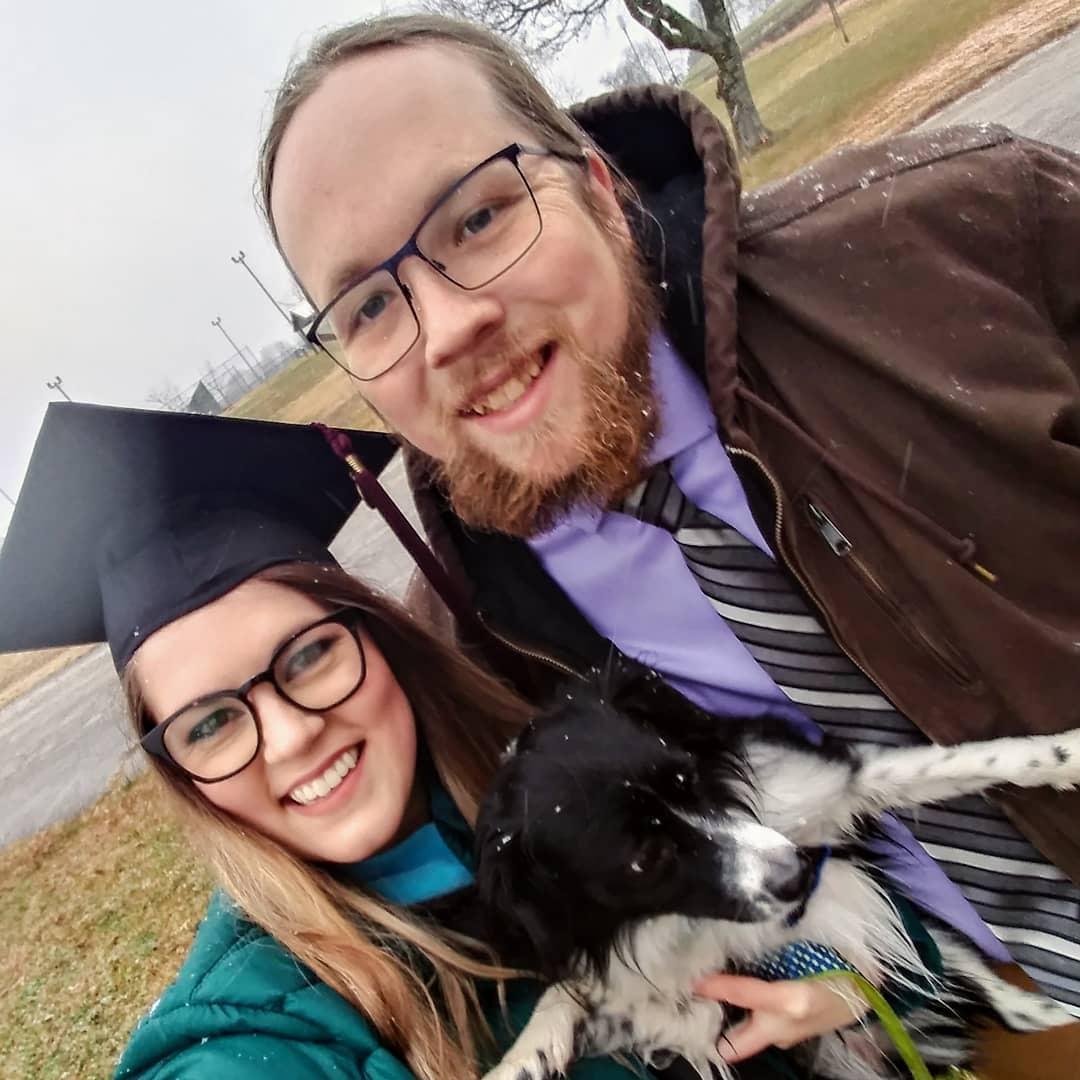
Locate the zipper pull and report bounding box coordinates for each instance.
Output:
[806,502,853,557]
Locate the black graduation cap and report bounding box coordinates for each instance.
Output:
[0,403,397,670]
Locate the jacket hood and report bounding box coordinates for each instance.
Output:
[570,86,743,432]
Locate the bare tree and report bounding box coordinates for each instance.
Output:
[605,18,686,89]
[602,45,667,91]
[623,0,769,151]
[146,378,184,412]
[431,0,770,153]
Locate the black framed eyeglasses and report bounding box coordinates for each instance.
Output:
[140,609,367,784]
[307,142,586,382]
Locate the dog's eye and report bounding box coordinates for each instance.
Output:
[628,835,676,877]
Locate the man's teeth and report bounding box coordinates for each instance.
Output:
[469,361,543,416]
[289,748,359,806]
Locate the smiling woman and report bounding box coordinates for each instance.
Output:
[0,400,673,1080]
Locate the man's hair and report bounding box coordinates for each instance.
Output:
[126,561,533,1080]
[257,13,591,244]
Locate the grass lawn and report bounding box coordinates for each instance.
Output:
[0,773,210,1079]
[690,0,1079,188]
[226,349,386,432]
[2,0,1076,1072]
[685,0,820,83]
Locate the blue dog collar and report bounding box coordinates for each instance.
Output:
[784,844,831,928]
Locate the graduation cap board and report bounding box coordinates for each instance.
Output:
[0,403,398,669]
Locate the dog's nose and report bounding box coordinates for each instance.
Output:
[763,848,816,902]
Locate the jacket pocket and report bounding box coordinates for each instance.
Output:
[803,498,977,688]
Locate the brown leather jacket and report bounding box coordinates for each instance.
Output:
[404,88,1080,882]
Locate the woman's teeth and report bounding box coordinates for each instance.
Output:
[289,747,360,806]
[469,360,543,416]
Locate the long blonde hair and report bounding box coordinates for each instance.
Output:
[124,562,533,1080]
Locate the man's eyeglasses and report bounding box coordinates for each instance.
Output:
[140,610,367,783]
[306,142,586,381]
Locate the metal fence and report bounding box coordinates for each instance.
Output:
[149,338,310,415]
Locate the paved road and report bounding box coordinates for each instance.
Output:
[4,31,1080,849]
[0,456,420,847]
[924,28,1080,152]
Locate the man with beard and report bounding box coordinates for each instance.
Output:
[261,14,1080,1074]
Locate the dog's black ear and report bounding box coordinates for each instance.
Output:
[603,661,717,740]
[475,800,579,979]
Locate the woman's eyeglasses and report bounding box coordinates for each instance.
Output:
[140,609,367,783]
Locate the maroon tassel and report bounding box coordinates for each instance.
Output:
[312,423,483,635]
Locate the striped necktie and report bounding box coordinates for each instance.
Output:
[623,465,1080,1017]
[623,461,912,744]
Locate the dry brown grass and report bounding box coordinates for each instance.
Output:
[224,348,385,430]
[0,772,210,1079]
[689,0,1079,190]
[845,0,1080,143]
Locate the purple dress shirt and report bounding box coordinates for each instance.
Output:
[529,331,1008,961]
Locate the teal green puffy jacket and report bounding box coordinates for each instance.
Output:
[115,778,652,1080]
[115,889,647,1080]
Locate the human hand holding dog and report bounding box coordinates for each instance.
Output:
[694,973,870,1063]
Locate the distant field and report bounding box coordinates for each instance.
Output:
[224,347,384,431]
[689,0,1079,189]
[685,0,824,85]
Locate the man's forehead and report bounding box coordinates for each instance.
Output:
[271,43,527,302]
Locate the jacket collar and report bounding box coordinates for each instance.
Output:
[570,86,742,432]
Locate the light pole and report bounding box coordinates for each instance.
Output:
[230,250,292,325]
[211,316,260,380]
[46,375,72,401]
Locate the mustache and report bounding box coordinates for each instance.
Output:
[431,316,657,537]
[441,326,559,415]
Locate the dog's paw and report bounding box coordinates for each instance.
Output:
[482,1050,560,1080]
[481,984,583,1080]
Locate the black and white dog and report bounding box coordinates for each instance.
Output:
[474,669,1079,1080]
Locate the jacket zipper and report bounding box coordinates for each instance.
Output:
[726,445,838,618]
[475,610,582,679]
[805,500,974,686]
[727,445,971,692]
[805,502,852,557]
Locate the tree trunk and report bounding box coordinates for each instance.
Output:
[709,42,769,150]
[699,0,770,151]
[623,0,771,154]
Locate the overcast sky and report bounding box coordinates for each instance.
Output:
[0,0,634,533]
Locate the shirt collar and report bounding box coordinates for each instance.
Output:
[533,328,717,539]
